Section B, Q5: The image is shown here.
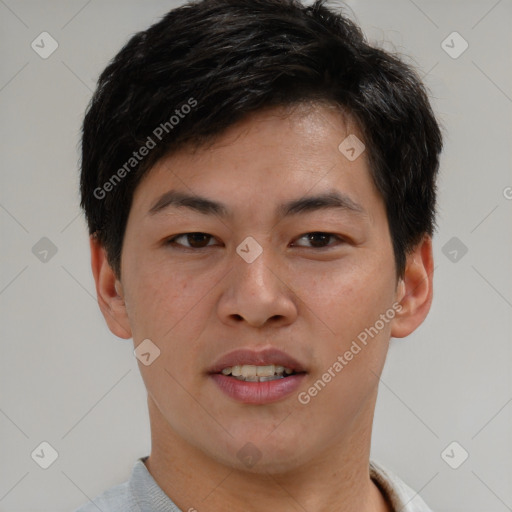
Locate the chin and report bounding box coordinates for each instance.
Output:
[215,432,315,475]
[236,448,313,475]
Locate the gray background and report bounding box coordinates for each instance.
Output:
[1,0,511,511]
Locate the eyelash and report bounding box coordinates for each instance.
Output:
[165,232,347,250]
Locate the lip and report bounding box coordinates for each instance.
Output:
[207,347,307,375]
[207,347,308,405]
[210,373,306,404]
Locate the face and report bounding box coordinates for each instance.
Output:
[93,103,432,474]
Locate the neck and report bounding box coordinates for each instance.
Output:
[143,395,392,512]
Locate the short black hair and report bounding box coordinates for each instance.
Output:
[80,0,443,279]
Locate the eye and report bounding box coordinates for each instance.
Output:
[166,232,218,249]
[292,232,346,249]
[165,231,347,250]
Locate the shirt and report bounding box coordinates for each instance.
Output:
[73,456,433,512]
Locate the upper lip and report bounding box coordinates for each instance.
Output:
[208,347,307,374]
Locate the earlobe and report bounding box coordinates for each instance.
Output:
[390,235,434,339]
[90,235,132,340]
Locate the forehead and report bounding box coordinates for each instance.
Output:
[129,103,380,221]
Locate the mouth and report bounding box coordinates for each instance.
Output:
[219,364,299,382]
[208,347,307,404]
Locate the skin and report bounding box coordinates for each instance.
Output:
[90,102,433,512]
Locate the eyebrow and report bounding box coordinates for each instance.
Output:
[147,189,366,219]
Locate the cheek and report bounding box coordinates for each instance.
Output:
[295,258,396,414]
[127,270,208,397]
[125,265,208,342]
[290,256,396,341]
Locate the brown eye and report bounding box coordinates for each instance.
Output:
[293,232,344,249]
[167,232,216,249]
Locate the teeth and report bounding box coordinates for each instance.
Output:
[257,365,275,377]
[220,364,295,381]
[241,365,256,377]
[243,375,260,382]
[258,375,285,382]
[233,374,285,382]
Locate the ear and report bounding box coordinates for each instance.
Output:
[90,235,132,339]
[391,235,434,338]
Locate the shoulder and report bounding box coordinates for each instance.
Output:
[72,476,136,512]
[370,459,434,512]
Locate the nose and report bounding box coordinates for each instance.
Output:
[216,241,298,328]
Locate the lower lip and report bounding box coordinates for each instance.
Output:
[210,373,306,404]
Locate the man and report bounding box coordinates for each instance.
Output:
[76,0,442,510]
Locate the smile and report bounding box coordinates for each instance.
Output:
[220,364,295,382]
